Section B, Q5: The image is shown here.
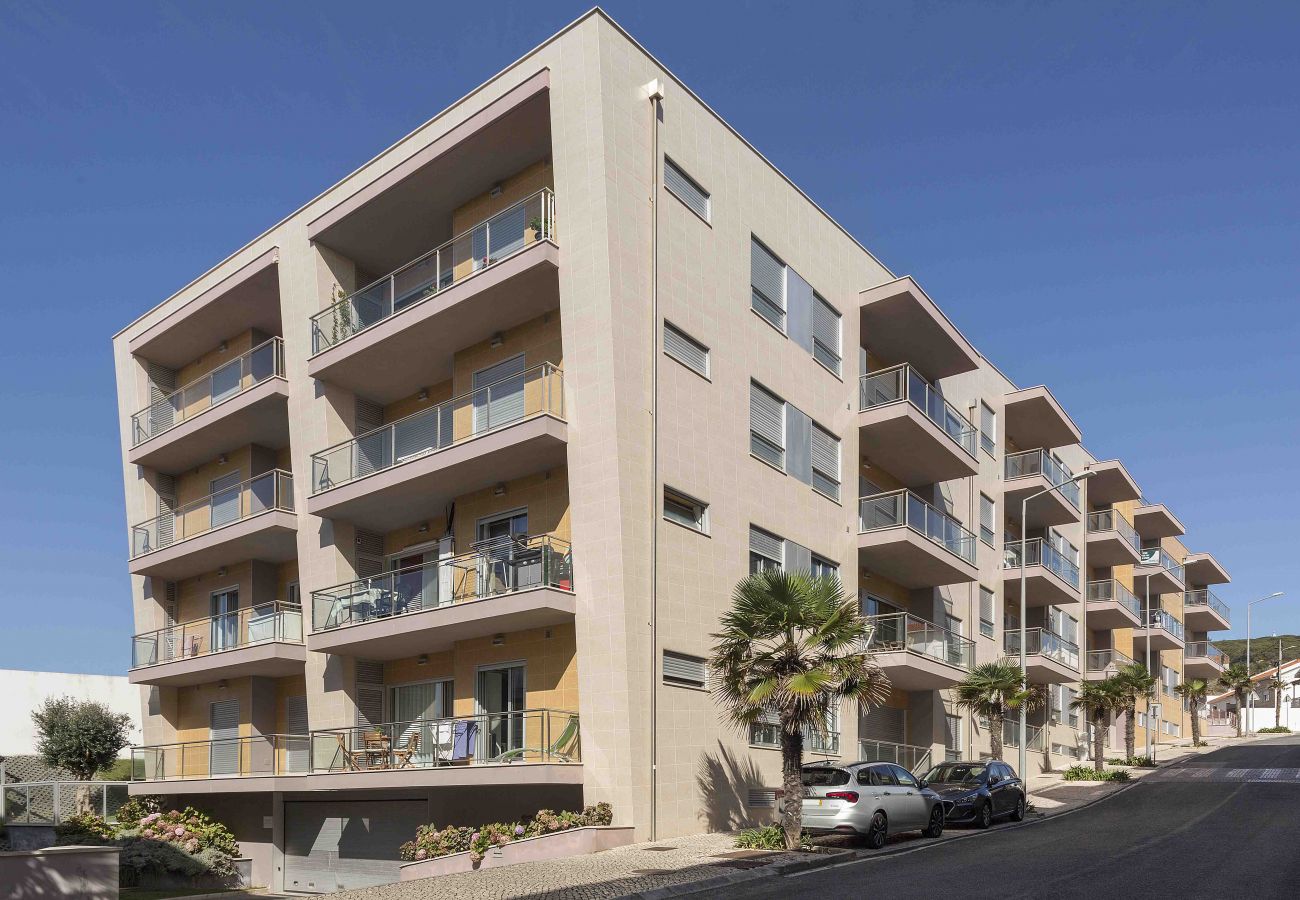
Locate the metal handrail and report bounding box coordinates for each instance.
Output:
[1086,579,1142,620]
[130,337,285,446]
[0,780,131,825]
[856,739,933,773]
[858,364,977,458]
[131,601,304,669]
[310,362,564,495]
[1004,627,1080,669]
[1086,509,1139,554]
[1004,449,1081,510]
[1085,648,1136,672]
[1001,719,1046,751]
[131,733,311,780]
[858,490,977,564]
[1184,589,1230,622]
[130,469,294,558]
[751,716,840,756]
[1138,546,1185,583]
[866,612,973,670]
[1002,538,1080,588]
[1143,609,1185,639]
[312,534,573,632]
[310,189,557,353]
[1185,641,1229,666]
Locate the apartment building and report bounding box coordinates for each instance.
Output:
[111,9,1231,892]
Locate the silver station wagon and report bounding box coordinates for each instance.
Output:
[801,761,945,849]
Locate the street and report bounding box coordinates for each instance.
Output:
[714,736,1300,899]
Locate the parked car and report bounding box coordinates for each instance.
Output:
[801,761,945,849]
[920,760,1026,828]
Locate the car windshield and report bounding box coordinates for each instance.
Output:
[924,763,987,784]
[801,767,850,787]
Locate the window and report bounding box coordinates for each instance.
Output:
[945,714,963,762]
[979,587,995,638]
[749,381,786,468]
[664,157,711,221]
[1063,686,1079,727]
[979,494,996,547]
[812,294,842,375]
[287,581,301,607]
[749,525,783,573]
[663,321,710,377]
[663,651,708,689]
[810,423,841,501]
[893,765,919,788]
[1052,743,1082,760]
[664,487,708,533]
[811,554,838,580]
[980,402,997,457]
[750,237,786,330]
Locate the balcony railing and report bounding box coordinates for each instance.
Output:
[1139,546,1185,583]
[131,602,304,669]
[1185,641,1229,666]
[1085,648,1135,673]
[310,363,564,494]
[1003,538,1080,589]
[751,718,840,756]
[857,739,932,773]
[131,338,285,446]
[1004,449,1081,510]
[310,189,557,353]
[1004,627,1080,670]
[0,781,131,825]
[1086,509,1139,554]
[1000,720,1046,751]
[1086,579,1142,621]
[1184,589,1231,624]
[132,734,311,780]
[858,364,977,458]
[858,490,976,564]
[1143,609,1185,640]
[130,470,294,558]
[867,612,973,671]
[312,535,573,632]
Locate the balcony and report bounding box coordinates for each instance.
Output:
[1184,641,1230,679]
[1134,609,1185,652]
[129,470,296,580]
[1135,546,1185,596]
[857,276,981,381]
[1184,589,1231,631]
[857,490,978,588]
[129,709,581,793]
[1132,501,1185,539]
[1004,628,1080,683]
[128,338,288,472]
[1081,459,1141,505]
[857,364,979,487]
[1003,386,1081,451]
[857,740,933,774]
[1183,552,1231,587]
[751,716,840,757]
[1000,720,1046,752]
[308,190,559,403]
[1085,579,1143,630]
[866,613,973,689]
[309,535,574,659]
[1084,647,1136,681]
[1004,449,1082,528]
[307,363,566,532]
[1085,509,1141,567]
[1003,539,1081,607]
[129,602,305,687]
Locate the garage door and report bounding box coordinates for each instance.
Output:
[284,800,427,893]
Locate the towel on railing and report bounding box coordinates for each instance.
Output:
[451,720,479,760]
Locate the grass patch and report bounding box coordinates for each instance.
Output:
[1063,765,1131,782]
[1106,755,1156,767]
[1258,726,1292,734]
[735,825,811,851]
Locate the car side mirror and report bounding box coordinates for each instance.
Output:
[989,774,1001,785]
[917,779,928,789]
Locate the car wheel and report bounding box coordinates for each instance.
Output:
[922,805,944,838]
[974,801,993,829]
[1010,794,1026,822]
[865,811,888,849]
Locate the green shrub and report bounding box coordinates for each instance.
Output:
[1258,726,1292,734]
[1106,755,1155,767]
[137,808,239,858]
[54,812,118,845]
[114,795,164,828]
[399,803,615,864]
[734,825,812,850]
[1063,765,1130,782]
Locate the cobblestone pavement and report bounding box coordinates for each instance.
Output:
[329,832,806,900]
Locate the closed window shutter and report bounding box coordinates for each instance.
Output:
[355,660,385,727]
[473,354,527,431]
[488,202,528,261]
[147,362,177,435]
[663,322,709,376]
[663,651,708,688]
[750,238,785,329]
[749,382,785,467]
[354,398,387,478]
[393,408,443,463]
[285,695,308,771]
[749,526,784,566]
[861,707,906,745]
[945,714,962,759]
[812,295,842,374]
[664,158,710,221]
[355,531,384,579]
[156,474,176,547]
[810,424,840,500]
[355,398,384,434]
[980,587,994,625]
[209,699,240,775]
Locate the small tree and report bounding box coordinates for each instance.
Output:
[33,697,131,811]
[1218,665,1253,736]
[709,570,891,850]
[954,660,1035,762]
[1175,678,1209,746]
[1113,663,1157,759]
[1268,672,1286,728]
[1072,679,1123,772]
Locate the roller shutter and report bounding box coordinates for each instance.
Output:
[283,799,427,893]
[860,706,906,746]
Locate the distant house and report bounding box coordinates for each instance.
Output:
[1204,658,1300,732]
[0,669,143,758]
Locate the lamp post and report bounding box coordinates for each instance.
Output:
[1246,592,1285,734]
[1141,552,1190,762]
[1017,467,1094,791]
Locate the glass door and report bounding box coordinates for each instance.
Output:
[471,355,526,435]
[391,681,449,767]
[210,589,239,652]
[390,546,438,614]
[476,664,526,760]
[476,510,528,597]
[209,471,242,528]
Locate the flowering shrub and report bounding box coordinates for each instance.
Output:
[114,795,164,827]
[54,812,118,844]
[135,808,239,858]
[399,803,614,864]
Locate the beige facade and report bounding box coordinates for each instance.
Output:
[111,10,1230,893]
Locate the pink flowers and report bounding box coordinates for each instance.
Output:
[141,813,162,825]
[415,849,428,860]
[185,838,199,853]
[174,826,186,836]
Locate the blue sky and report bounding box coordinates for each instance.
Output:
[1,2,1297,674]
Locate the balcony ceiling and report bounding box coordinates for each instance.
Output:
[1133,503,1186,539]
[1184,552,1231,586]
[857,276,980,381]
[309,79,552,276]
[128,642,305,688]
[1083,459,1142,505]
[1003,386,1081,450]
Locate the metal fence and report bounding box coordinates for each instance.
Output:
[1003,538,1080,588]
[867,612,973,670]
[1,781,130,825]
[858,490,977,563]
[856,740,932,773]
[1086,579,1142,620]
[1004,449,1081,509]
[858,364,977,458]
[1004,627,1080,670]
[1086,508,1139,554]
[131,469,294,558]
[132,601,303,668]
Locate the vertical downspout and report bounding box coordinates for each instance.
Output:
[646,77,664,842]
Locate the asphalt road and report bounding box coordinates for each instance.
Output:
[717,736,1300,900]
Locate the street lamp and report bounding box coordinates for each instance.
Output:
[1017,468,1095,791]
[1141,552,1190,762]
[1246,592,1286,734]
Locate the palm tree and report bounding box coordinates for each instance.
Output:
[1268,672,1286,728]
[1219,665,1253,736]
[709,569,891,850]
[1174,678,1210,746]
[1072,679,1123,772]
[1113,663,1157,760]
[954,661,1035,762]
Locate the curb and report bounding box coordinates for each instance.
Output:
[621,849,855,900]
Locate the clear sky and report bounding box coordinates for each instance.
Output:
[1,2,1297,675]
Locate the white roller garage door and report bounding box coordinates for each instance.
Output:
[284,800,427,893]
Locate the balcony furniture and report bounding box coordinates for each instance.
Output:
[495,713,581,764]
[334,733,364,772]
[392,733,420,769]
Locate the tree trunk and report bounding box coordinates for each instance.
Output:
[989,710,1004,762]
[1189,700,1202,746]
[1125,704,1136,760]
[1275,686,1282,728]
[779,721,805,851]
[1092,712,1106,773]
[1235,691,1245,736]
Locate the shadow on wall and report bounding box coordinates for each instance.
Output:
[695,742,773,832]
[0,846,119,900]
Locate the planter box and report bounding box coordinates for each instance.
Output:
[399,825,635,881]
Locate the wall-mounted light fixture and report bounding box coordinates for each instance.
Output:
[489,184,503,198]
[417,654,428,666]
[418,388,429,401]
[490,332,504,348]
[493,483,506,496]
[492,634,505,646]
[417,522,429,533]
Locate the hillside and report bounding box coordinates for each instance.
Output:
[1213,635,1300,672]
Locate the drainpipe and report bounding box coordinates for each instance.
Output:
[646,76,665,841]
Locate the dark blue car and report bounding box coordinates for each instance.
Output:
[921,760,1026,828]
